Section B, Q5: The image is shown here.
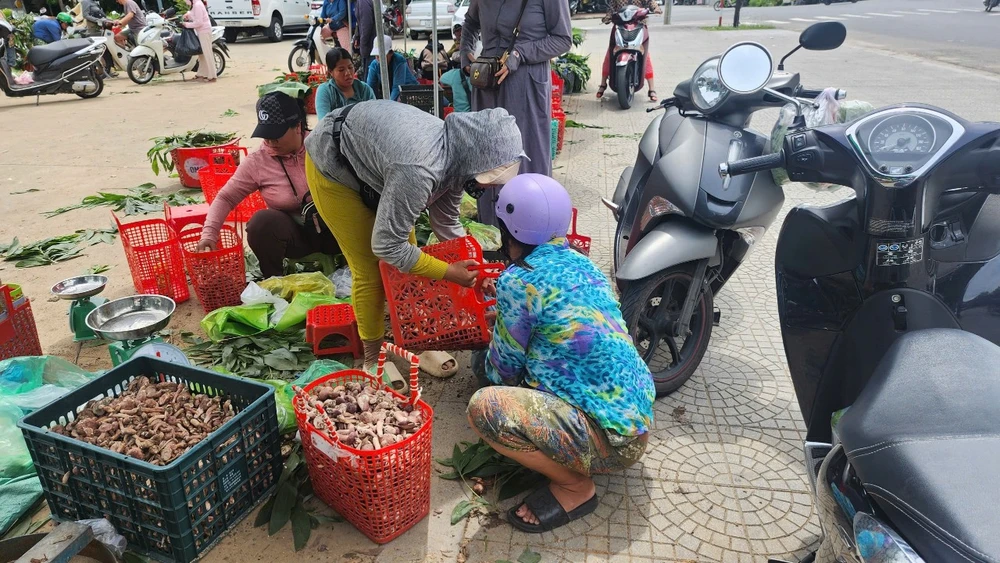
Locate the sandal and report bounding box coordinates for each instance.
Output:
[596,84,607,99]
[418,351,459,379]
[647,90,659,103]
[507,486,599,533]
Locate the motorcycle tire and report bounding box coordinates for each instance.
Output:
[127,54,156,84]
[214,48,226,76]
[76,69,104,99]
[620,264,714,396]
[713,0,722,10]
[616,65,633,110]
[288,44,311,73]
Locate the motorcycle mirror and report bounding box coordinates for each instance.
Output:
[717,42,773,95]
[799,21,846,51]
[162,7,176,17]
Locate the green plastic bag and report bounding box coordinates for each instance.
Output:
[427,219,502,251]
[274,292,349,332]
[201,303,272,342]
[460,193,478,220]
[259,272,335,301]
[0,398,33,478]
[293,359,350,387]
[0,356,100,412]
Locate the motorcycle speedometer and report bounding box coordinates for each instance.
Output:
[691,57,729,113]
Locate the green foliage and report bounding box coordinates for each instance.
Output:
[553,52,591,92]
[182,330,318,381]
[748,0,781,5]
[571,27,585,48]
[173,0,190,16]
[147,131,237,175]
[0,227,118,268]
[42,183,204,217]
[437,440,545,525]
[2,11,41,70]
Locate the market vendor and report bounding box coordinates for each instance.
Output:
[198,91,339,278]
[304,100,524,371]
[315,48,375,119]
[467,174,654,533]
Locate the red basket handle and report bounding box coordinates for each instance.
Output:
[377,342,422,405]
[470,263,504,308]
[570,207,580,237]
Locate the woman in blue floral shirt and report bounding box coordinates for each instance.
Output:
[467,174,655,533]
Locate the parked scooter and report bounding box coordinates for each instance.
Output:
[126,9,228,84]
[96,22,133,74]
[603,23,846,394]
[0,22,106,100]
[605,4,649,110]
[288,15,331,73]
[708,39,1000,563]
[384,5,404,37]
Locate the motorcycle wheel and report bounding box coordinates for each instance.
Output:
[288,45,311,73]
[76,70,104,99]
[616,65,633,110]
[620,265,714,396]
[127,55,155,85]
[214,48,226,76]
[713,0,722,10]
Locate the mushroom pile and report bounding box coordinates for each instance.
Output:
[303,381,425,450]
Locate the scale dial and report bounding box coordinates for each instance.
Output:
[129,342,190,365]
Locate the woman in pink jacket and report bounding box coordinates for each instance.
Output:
[182,0,216,82]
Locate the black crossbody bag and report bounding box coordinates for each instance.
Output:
[469,0,530,91]
[330,104,382,210]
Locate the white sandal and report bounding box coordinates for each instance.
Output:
[418,351,459,379]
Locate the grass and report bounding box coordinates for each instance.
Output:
[701,23,776,31]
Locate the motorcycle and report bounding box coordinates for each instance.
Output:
[384,6,404,37]
[288,15,331,73]
[605,5,649,110]
[0,22,106,100]
[126,10,228,84]
[709,40,1000,563]
[603,22,846,394]
[95,22,133,74]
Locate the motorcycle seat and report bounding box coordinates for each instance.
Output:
[28,39,94,67]
[837,328,1000,563]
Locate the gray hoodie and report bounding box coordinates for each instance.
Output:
[305,101,523,272]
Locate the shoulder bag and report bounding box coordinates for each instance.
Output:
[468,0,530,91]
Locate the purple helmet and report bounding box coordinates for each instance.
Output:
[495,174,573,246]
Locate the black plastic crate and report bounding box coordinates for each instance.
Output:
[398,84,450,118]
[18,357,282,563]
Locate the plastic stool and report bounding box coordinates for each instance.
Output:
[164,202,211,234]
[307,304,363,358]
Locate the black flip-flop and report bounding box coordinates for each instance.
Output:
[507,486,599,533]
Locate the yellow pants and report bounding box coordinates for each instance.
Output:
[305,154,448,341]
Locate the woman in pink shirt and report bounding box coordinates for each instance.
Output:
[198,92,339,277]
[182,0,216,82]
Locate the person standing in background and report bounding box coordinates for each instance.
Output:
[181,0,216,82]
[320,0,351,53]
[459,0,572,226]
[113,0,145,47]
[355,0,374,80]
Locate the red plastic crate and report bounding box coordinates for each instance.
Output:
[292,343,432,544]
[0,284,42,361]
[178,225,246,312]
[114,214,190,303]
[551,70,564,109]
[379,237,503,351]
[567,208,591,257]
[553,108,566,153]
[306,304,363,358]
[170,140,242,189]
[198,149,267,225]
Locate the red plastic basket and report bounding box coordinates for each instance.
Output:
[198,149,266,224]
[178,225,246,312]
[292,343,433,544]
[567,208,591,257]
[304,74,326,115]
[0,284,42,361]
[379,236,503,351]
[114,214,190,303]
[551,70,564,109]
[171,139,241,189]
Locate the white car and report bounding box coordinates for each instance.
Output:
[405,0,455,40]
[208,0,312,42]
[452,0,468,28]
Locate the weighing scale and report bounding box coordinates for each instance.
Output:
[51,275,109,341]
[84,294,191,367]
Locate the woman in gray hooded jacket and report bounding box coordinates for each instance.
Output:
[304,101,524,369]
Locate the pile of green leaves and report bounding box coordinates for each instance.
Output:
[254,443,342,551]
[182,330,316,380]
[571,27,586,48]
[1,10,40,71]
[554,52,591,90]
[438,440,545,525]
[42,183,204,218]
[147,131,237,175]
[0,227,118,268]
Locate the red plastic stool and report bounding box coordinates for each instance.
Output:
[307,304,363,358]
[164,202,211,234]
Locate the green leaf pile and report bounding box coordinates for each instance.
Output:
[43,184,204,218]
[147,131,237,175]
[0,227,118,268]
[182,330,316,380]
[437,440,545,525]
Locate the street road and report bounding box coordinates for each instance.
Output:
[576,0,1000,74]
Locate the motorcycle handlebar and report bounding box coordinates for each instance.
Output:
[796,87,847,100]
[720,152,784,178]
